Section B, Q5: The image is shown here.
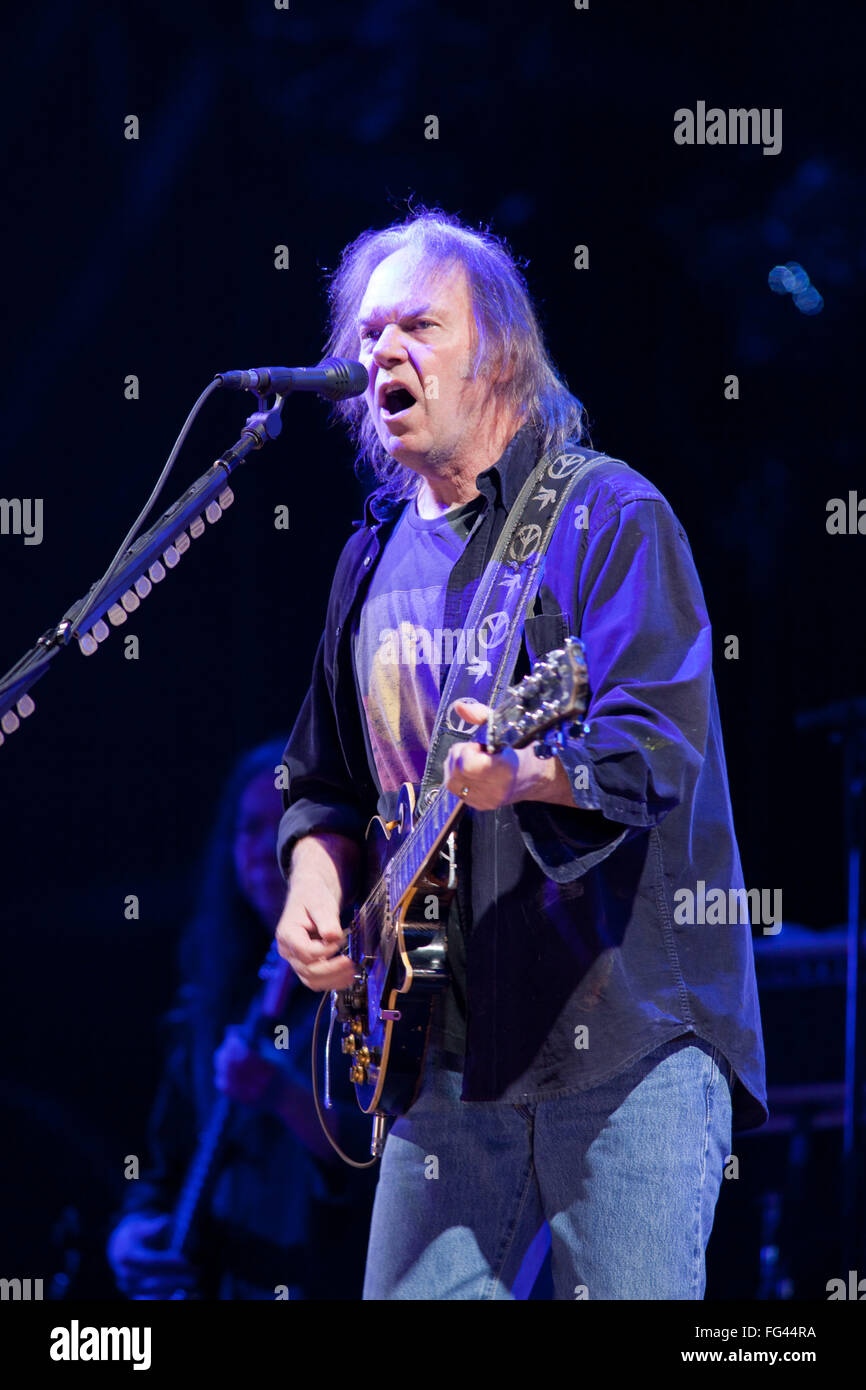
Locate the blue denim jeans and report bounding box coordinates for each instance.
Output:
[362,1033,733,1300]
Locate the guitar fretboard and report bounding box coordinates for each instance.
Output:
[359,783,462,964]
[390,785,461,902]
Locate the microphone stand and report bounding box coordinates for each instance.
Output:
[0,393,286,742]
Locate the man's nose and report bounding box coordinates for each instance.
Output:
[372,323,408,366]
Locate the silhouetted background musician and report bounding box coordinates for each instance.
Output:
[107,740,375,1300]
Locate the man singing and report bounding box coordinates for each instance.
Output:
[274,208,767,1300]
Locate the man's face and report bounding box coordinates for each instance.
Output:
[356,246,493,476]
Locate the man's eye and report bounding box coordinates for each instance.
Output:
[361,328,379,341]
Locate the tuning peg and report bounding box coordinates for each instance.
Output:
[174,531,190,555]
[148,560,166,583]
[189,514,205,538]
[120,589,140,613]
[134,575,152,599]
[534,729,566,759]
[106,603,127,626]
[162,544,179,569]
[205,500,221,524]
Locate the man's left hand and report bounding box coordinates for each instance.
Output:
[442,700,576,810]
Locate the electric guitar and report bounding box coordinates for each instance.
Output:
[334,637,589,1138]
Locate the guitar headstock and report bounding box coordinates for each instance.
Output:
[486,635,589,753]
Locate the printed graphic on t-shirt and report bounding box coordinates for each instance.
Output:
[354,497,482,794]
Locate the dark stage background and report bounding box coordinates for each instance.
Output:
[0,0,863,1301]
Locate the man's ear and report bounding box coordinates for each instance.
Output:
[493,346,516,387]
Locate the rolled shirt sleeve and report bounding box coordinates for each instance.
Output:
[516,494,713,881]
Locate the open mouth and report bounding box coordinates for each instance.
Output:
[380,383,418,418]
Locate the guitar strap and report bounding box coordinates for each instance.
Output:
[417,442,620,810]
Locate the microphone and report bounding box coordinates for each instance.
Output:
[215,357,368,401]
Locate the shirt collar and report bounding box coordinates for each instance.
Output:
[359,419,542,528]
[475,420,542,509]
[359,487,405,529]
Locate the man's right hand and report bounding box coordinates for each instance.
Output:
[275,833,360,992]
[107,1214,198,1300]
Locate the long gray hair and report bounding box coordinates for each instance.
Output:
[323,208,588,501]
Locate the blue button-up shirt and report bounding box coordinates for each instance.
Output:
[277,424,768,1132]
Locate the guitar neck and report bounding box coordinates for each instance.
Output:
[387,783,463,906]
[168,944,293,1255]
[169,1093,233,1256]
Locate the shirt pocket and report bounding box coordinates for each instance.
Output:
[522,611,571,667]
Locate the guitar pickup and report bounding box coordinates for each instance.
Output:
[379,1009,401,1022]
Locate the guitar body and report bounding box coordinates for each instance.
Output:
[341,782,456,1116]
